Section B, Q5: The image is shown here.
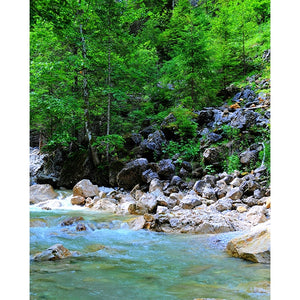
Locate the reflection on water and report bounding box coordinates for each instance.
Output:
[30,202,270,300]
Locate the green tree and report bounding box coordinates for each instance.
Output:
[30,17,84,149]
[159,0,216,108]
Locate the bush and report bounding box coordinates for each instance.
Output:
[93,134,125,158]
[225,154,241,174]
[162,140,200,162]
[169,105,198,138]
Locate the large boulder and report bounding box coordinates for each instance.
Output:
[117,158,149,190]
[226,221,270,263]
[30,184,58,204]
[202,147,221,166]
[139,130,166,160]
[160,113,178,139]
[157,159,175,180]
[230,110,257,129]
[128,216,146,231]
[195,108,215,126]
[136,193,158,214]
[193,180,211,196]
[239,149,258,165]
[73,179,99,198]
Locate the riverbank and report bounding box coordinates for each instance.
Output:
[30,173,270,264]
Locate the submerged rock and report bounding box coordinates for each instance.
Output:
[226,221,270,263]
[32,244,74,261]
[61,216,84,226]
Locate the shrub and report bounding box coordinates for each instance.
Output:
[169,105,198,138]
[225,154,241,174]
[93,134,125,158]
[162,140,200,162]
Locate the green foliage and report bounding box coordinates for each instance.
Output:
[45,132,76,150]
[221,124,240,140]
[225,154,241,174]
[159,0,217,107]
[169,106,198,138]
[162,140,200,162]
[204,164,216,174]
[93,134,125,158]
[30,0,270,165]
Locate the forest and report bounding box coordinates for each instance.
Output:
[29,1,272,297]
[30,0,270,184]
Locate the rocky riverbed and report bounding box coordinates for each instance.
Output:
[30,172,270,264]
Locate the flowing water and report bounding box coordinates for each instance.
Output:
[30,191,270,300]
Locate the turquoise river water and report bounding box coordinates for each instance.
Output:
[30,191,270,300]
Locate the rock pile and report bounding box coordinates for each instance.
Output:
[67,169,270,235]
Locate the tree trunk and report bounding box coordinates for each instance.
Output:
[106,37,112,161]
[79,24,100,166]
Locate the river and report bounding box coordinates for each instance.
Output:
[30,191,270,299]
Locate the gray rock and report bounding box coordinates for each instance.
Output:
[170,175,182,186]
[149,178,164,193]
[136,193,158,214]
[240,179,260,195]
[32,244,73,261]
[203,147,220,166]
[179,167,189,178]
[214,198,233,212]
[169,218,180,228]
[193,180,208,195]
[226,187,243,200]
[71,195,86,206]
[30,184,59,204]
[230,177,243,187]
[202,186,217,201]
[195,108,215,126]
[245,205,267,226]
[61,216,84,226]
[253,189,264,199]
[142,169,159,183]
[180,194,202,209]
[242,196,258,207]
[230,110,257,129]
[216,187,227,199]
[226,221,270,263]
[156,205,169,214]
[239,149,258,165]
[206,132,223,143]
[140,130,166,159]
[117,158,149,190]
[181,161,192,172]
[254,165,267,177]
[73,179,99,198]
[157,159,175,180]
[157,194,178,208]
[128,216,146,231]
